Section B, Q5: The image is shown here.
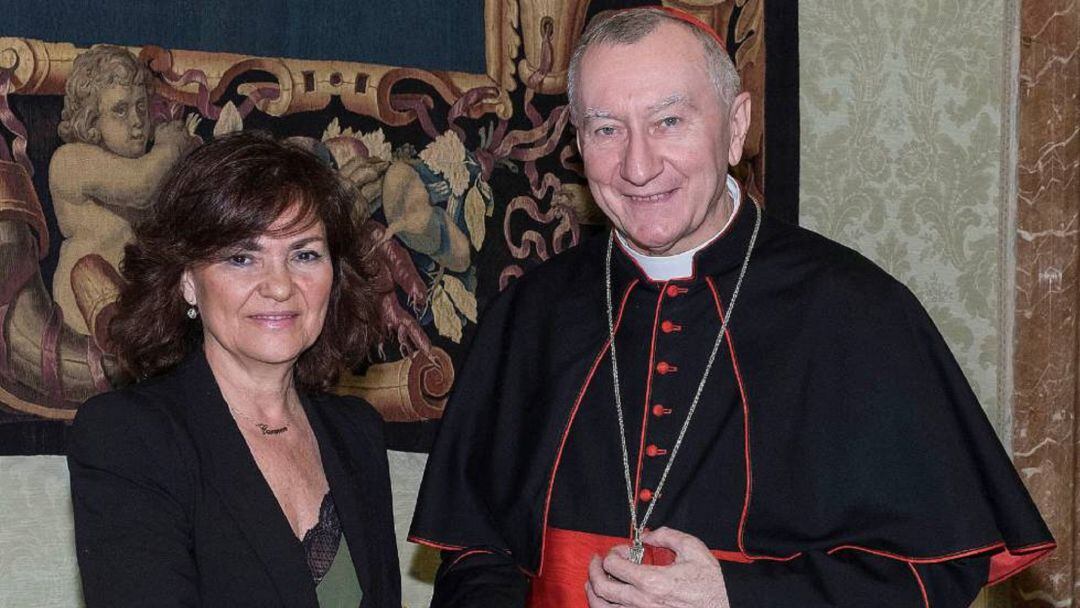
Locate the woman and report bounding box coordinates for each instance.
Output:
[68,132,401,607]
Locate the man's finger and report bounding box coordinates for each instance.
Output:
[585,580,619,608]
[601,548,660,587]
[642,526,713,562]
[608,543,632,560]
[590,554,651,606]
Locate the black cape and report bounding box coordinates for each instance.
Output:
[411,202,1052,605]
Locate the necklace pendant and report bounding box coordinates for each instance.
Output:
[628,538,645,565]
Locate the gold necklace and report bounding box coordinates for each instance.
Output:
[228,404,290,436]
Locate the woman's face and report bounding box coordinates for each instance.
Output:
[181,208,334,373]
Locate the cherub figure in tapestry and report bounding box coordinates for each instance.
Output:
[48,44,199,342]
[324,122,489,355]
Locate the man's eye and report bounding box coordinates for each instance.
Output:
[228,254,252,266]
[660,116,680,128]
[595,126,616,137]
[113,104,127,116]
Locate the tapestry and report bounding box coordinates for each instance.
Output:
[0,0,797,455]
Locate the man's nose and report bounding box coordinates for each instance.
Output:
[131,111,145,129]
[619,130,662,186]
[258,263,294,301]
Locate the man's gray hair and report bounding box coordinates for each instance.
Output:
[566,7,741,124]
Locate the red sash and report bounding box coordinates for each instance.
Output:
[527,527,749,607]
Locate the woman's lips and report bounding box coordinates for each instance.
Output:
[248,313,299,329]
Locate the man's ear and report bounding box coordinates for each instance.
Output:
[726,91,752,167]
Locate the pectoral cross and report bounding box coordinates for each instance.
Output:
[628,534,645,565]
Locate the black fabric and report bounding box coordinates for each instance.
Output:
[68,351,401,607]
[430,550,530,608]
[720,552,989,607]
[764,0,799,223]
[410,200,1052,606]
[547,261,746,545]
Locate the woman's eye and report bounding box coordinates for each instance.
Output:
[295,250,323,263]
[228,254,252,266]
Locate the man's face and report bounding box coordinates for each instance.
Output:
[576,23,750,256]
[96,84,148,158]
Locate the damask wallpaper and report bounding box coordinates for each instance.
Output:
[0,457,80,608]
[800,0,1010,429]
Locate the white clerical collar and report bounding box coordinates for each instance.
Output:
[616,175,742,281]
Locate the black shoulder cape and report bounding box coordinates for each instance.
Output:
[410,203,1053,584]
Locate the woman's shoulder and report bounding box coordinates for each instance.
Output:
[76,381,175,435]
[71,365,200,458]
[69,380,195,496]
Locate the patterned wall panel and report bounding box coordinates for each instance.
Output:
[799,0,1009,425]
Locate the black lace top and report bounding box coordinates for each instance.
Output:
[301,492,342,584]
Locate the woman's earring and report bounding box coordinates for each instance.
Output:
[187,306,198,319]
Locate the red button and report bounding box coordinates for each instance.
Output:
[656,361,676,375]
[660,320,682,333]
[665,285,680,297]
[645,444,667,457]
[638,488,653,502]
[652,404,672,417]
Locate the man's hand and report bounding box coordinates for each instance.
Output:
[585,527,730,608]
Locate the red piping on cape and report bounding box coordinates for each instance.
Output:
[706,276,1056,577]
[534,278,641,577]
[828,540,1056,585]
[630,285,669,528]
[450,549,494,569]
[907,562,930,608]
[407,536,464,552]
[986,541,1056,584]
[407,536,535,579]
[706,278,802,563]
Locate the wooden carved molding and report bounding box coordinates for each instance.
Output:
[0,41,513,126]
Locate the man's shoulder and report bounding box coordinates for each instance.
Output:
[758,216,918,308]
[516,232,606,288]
[494,232,607,306]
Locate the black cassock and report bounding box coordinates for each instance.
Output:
[410,201,1053,607]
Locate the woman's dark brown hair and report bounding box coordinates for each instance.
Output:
[111,131,381,390]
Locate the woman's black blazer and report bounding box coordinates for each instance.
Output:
[68,351,402,607]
